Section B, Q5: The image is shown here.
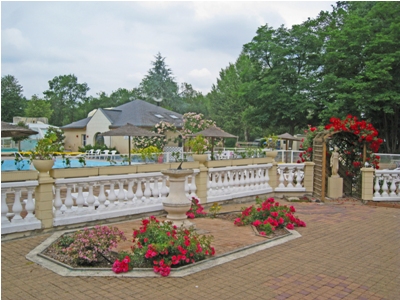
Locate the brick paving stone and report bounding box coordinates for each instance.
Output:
[2,199,400,299]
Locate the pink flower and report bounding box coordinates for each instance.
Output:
[286,223,294,230]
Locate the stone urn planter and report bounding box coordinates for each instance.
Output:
[32,159,54,180]
[161,168,194,228]
[192,154,208,165]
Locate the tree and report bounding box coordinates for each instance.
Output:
[243,20,325,136]
[178,83,209,115]
[24,95,53,119]
[139,53,180,111]
[43,74,89,126]
[320,1,400,153]
[208,53,260,141]
[1,75,27,122]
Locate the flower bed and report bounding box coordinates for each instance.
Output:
[234,197,306,235]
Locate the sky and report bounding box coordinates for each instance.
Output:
[1,1,336,99]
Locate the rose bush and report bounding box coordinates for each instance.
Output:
[234,197,306,236]
[299,115,382,177]
[116,216,215,276]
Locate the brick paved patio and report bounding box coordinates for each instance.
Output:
[2,199,399,299]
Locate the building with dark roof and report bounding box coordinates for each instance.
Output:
[61,100,183,153]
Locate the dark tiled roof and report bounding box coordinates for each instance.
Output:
[109,100,183,128]
[61,100,183,130]
[61,117,91,129]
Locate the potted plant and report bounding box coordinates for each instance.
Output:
[29,133,59,173]
[185,135,209,163]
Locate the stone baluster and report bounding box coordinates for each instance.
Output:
[153,177,160,202]
[389,175,397,197]
[223,171,230,195]
[108,181,117,207]
[97,183,107,209]
[278,166,285,188]
[295,167,303,188]
[160,177,169,202]
[86,183,96,209]
[135,179,144,204]
[210,172,217,196]
[2,188,10,223]
[234,170,240,193]
[286,167,295,188]
[64,184,74,212]
[190,174,198,199]
[75,184,85,209]
[374,174,381,198]
[264,166,271,189]
[127,179,135,204]
[24,187,36,219]
[144,178,152,203]
[11,188,23,222]
[117,180,126,204]
[53,186,63,215]
[381,175,389,197]
[216,172,223,195]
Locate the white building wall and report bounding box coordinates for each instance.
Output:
[86,111,112,147]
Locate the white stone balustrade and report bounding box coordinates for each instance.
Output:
[53,170,199,226]
[373,170,400,201]
[207,164,273,202]
[1,180,41,234]
[275,164,306,192]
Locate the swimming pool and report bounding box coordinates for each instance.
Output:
[1,158,122,171]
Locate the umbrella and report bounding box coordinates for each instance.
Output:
[100,123,164,165]
[1,121,38,138]
[187,126,237,159]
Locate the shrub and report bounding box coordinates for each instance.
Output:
[63,225,126,265]
[123,216,215,277]
[186,196,207,219]
[234,197,306,236]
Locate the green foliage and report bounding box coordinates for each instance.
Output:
[46,126,65,152]
[132,146,162,161]
[30,132,59,160]
[139,52,181,111]
[24,95,53,119]
[185,135,210,154]
[1,75,26,122]
[44,74,89,126]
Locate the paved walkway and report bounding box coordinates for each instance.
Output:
[2,199,400,300]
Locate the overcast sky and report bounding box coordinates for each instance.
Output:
[1,1,336,99]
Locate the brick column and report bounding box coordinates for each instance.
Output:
[303,162,315,193]
[34,172,55,229]
[195,164,209,204]
[269,162,278,190]
[361,167,375,202]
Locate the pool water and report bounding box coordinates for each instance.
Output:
[1,158,120,171]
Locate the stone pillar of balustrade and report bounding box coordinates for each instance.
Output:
[269,162,278,190]
[303,162,315,193]
[195,163,209,204]
[361,167,375,202]
[34,173,55,229]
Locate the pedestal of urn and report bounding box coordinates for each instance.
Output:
[161,168,194,228]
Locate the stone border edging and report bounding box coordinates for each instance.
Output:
[26,228,301,278]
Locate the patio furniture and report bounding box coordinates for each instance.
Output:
[102,150,110,160]
[110,150,117,160]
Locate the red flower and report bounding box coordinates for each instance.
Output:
[286,223,294,230]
